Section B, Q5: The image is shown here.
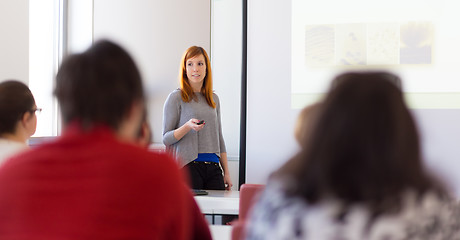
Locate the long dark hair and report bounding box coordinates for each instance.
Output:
[0,80,36,135]
[277,72,445,218]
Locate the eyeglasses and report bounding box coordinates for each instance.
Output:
[29,108,43,115]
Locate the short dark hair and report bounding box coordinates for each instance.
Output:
[277,72,445,218]
[55,40,144,130]
[0,80,35,135]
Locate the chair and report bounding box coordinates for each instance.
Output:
[231,184,265,240]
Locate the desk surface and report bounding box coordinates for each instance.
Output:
[194,190,239,215]
[210,225,232,240]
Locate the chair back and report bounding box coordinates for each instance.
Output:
[231,183,265,240]
[239,183,265,220]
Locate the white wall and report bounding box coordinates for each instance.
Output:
[93,0,211,146]
[246,0,297,184]
[0,0,28,84]
[68,0,93,54]
[414,110,460,195]
[211,0,242,187]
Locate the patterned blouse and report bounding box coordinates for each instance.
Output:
[246,180,460,240]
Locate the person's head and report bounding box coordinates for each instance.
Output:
[294,103,320,145]
[278,71,444,217]
[55,40,145,139]
[179,46,215,108]
[0,80,38,142]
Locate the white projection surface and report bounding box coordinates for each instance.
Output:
[291,0,460,109]
[246,0,460,196]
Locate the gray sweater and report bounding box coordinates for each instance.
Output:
[162,89,226,167]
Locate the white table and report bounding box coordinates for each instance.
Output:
[194,190,239,215]
[210,225,232,240]
[194,190,239,225]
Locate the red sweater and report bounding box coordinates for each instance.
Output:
[0,124,211,240]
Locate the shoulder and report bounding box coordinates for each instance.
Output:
[360,191,460,239]
[249,179,300,221]
[397,192,460,238]
[0,140,27,160]
[212,92,219,101]
[167,89,182,100]
[246,180,315,239]
[212,92,220,106]
[165,89,183,106]
[120,145,181,176]
[97,143,186,190]
[256,179,305,213]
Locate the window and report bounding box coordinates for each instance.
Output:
[29,0,93,137]
[29,0,60,136]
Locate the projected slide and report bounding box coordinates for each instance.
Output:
[292,0,460,109]
[304,22,432,67]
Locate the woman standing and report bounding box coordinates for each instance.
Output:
[163,46,232,190]
[0,80,38,164]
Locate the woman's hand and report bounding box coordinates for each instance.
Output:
[173,118,205,140]
[224,174,233,191]
[187,118,205,132]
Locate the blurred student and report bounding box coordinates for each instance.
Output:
[133,111,212,239]
[135,113,212,240]
[0,40,210,240]
[246,72,460,240]
[0,80,39,164]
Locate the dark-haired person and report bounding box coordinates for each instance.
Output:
[163,46,232,190]
[0,40,211,240]
[0,80,38,164]
[246,72,460,239]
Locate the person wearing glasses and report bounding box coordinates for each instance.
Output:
[0,80,39,164]
[163,46,232,191]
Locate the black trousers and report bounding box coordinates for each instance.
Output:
[185,161,225,190]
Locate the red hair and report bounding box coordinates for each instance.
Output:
[179,46,215,108]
